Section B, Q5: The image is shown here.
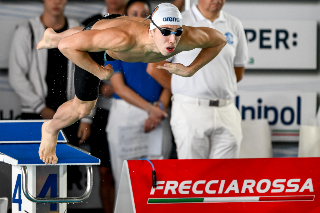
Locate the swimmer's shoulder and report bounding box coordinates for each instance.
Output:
[117,16,150,28]
[94,16,148,31]
[176,25,201,50]
[97,26,136,51]
[92,17,146,50]
[111,17,149,38]
[180,25,207,39]
[179,25,217,49]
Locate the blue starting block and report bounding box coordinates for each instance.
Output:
[0,120,100,213]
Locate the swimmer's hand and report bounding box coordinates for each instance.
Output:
[97,64,114,80]
[156,63,194,77]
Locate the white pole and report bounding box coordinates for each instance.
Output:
[185,0,191,11]
[59,165,67,213]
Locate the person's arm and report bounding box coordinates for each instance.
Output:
[172,0,185,11]
[99,81,114,97]
[235,67,245,82]
[40,107,56,119]
[110,73,167,120]
[233,20,248,83]
[147,61,172,90]
[58,28,132,80]
[158,88,171,111]
[77,122,91,143]
[157,26,227,77]
[8,24,46,114]
[78,105,100,143]
[144,88,171,132]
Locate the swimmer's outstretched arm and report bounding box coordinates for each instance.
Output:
[58,28,132,80]
[157,26,227,77]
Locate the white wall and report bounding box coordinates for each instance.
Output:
[1,1,319,103]
[152,0,320,104]
[222,1,320,100]
[0,2,105,68]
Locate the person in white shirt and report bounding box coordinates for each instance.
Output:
[148,0,248,159]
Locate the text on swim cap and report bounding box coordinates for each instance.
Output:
[163,17,180,22]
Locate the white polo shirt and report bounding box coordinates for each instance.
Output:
[171,4,248,100]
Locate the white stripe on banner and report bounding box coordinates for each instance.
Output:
[147,195,315,204]
[203,197,260,202]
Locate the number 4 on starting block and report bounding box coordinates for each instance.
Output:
[115,158,320,213]
[12,166,36,213]
[12,174,22,211]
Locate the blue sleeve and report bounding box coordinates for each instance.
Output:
[104,60,123,73]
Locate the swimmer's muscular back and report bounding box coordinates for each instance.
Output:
[59,17,154,62]
[95,18,225,63]
[91,16,175,62]
[58,16,226,64]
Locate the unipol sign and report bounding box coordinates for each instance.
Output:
[236,91,316,141]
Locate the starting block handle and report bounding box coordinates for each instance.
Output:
[21,166,93,203]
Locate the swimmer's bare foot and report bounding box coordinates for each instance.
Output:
[37,28,57,50]
[39,120,59,164]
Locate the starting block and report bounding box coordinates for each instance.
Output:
[116,158,320,213]
[0,120,100,213]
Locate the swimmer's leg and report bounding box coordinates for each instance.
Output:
[39,95,97,164]
[37,27,84,50]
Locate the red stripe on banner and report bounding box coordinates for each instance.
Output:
[272,133,299,136]
[259,196,315,201]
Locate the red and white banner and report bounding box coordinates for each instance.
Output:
[115,158,320,213]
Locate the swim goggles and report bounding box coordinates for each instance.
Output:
[145,15,183,36]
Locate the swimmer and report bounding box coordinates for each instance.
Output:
[37,3,227,164]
